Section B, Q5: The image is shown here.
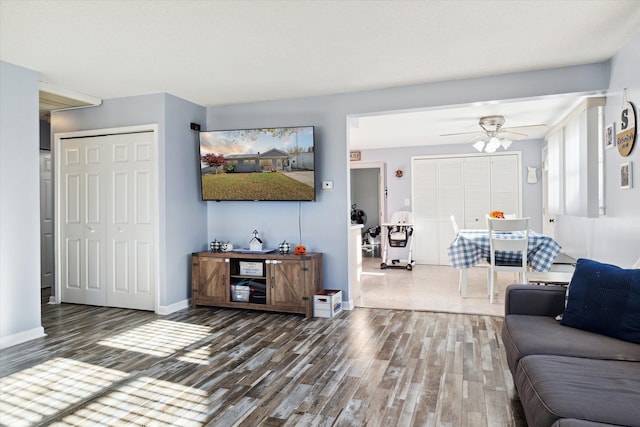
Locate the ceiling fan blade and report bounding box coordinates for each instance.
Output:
[502,124,548,131]
[440,130,483,137]
[498,130,529,139]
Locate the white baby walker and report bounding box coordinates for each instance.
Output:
[380,211,416,270]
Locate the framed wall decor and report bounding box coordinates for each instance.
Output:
[605,123,616,149]
[620,162,632,190]
[350,151,361,161]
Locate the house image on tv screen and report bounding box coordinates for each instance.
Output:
[198,126,316,201]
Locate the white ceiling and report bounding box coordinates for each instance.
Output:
[348,93,590,149]
[2,0,639,149]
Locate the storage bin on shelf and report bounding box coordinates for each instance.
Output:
[314,290,343,318]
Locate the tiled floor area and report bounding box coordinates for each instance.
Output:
[358,255,516,316]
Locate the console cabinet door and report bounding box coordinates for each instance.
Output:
[194,256,228,304]
[268,259,306,310]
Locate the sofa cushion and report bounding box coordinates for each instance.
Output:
[561,258,640,344]
[515,355,640,427]
[502,314,640,375]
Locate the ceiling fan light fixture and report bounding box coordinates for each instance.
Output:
[500,138,513,149]
[485,137,500,153]
[472,140,486,152]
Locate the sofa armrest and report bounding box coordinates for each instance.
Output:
[504,284,566,317]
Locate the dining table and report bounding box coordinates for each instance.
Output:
[447,229,562,297]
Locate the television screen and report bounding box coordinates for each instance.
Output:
[199,126,315,201]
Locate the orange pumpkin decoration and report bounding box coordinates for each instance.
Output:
[294,245,307,255]
[489,210,505,219]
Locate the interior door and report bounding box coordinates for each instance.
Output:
[105,132,156,310]
[58,131,156,310]
[412,158,439,264]
[463,156,491,228]
[437,158,464,263]
[491,154,520,217]
[60,137,107,306]
[40,150,54,289]
[541,146,556,238]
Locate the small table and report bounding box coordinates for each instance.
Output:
[448,229,562,297]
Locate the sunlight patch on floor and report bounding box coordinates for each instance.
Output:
[50,377,210,426]
[0,358,129,426]
[98,319,210,357]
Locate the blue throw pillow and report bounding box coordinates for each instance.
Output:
[561,258,640,344]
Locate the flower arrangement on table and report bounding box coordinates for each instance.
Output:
[489,210,505,219]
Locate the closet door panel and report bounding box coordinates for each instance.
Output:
[464,157,491,228]
[491,155,520,216]
[413,159,439,264]
[437,159,464,263]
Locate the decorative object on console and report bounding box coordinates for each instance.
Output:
[278,240,290,254]
[221,241,234,252]
[209,239,221,252]
[249,230,263,251]
[294,245,307,256]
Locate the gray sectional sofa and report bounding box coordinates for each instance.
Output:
[502,284,640,427]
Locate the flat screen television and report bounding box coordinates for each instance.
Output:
[199,126,315,201]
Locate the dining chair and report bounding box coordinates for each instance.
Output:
[487,217,530,303]
[450,215,459,235]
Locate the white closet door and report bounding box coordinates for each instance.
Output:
[437,158,464,263]
[463,156,491,229]
[413,158,439,264]
[60,137,107,306]
[491,154,520,217]
[59,131,155,310]
[106,133,155,310]
[412,153,521,266]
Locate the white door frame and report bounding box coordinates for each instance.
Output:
[53,124,160,312]
[349,161,386,227]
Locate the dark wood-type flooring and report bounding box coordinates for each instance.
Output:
[0,298,526,426]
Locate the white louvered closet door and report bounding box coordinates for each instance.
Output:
[413,158,439,264]
[59,131,156,310]
[463,156,491,228]
[412,153,520,265]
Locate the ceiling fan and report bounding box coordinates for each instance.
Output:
[441,115,547,153]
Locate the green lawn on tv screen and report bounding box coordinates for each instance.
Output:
[201,172,314,201]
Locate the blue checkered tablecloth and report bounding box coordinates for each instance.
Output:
[447,229,562,272]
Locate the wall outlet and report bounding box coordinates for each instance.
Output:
[322,181,334,190]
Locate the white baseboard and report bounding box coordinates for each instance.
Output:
[157,299,189,315]
[0,326,47,349]
[343,299,354,311]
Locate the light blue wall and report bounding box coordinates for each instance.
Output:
[164,94,208,304]
[52,93,207,308]
[206,63,610,301]
[0,61,44,348]
[359,139,545,232]
[556,32,640,267]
